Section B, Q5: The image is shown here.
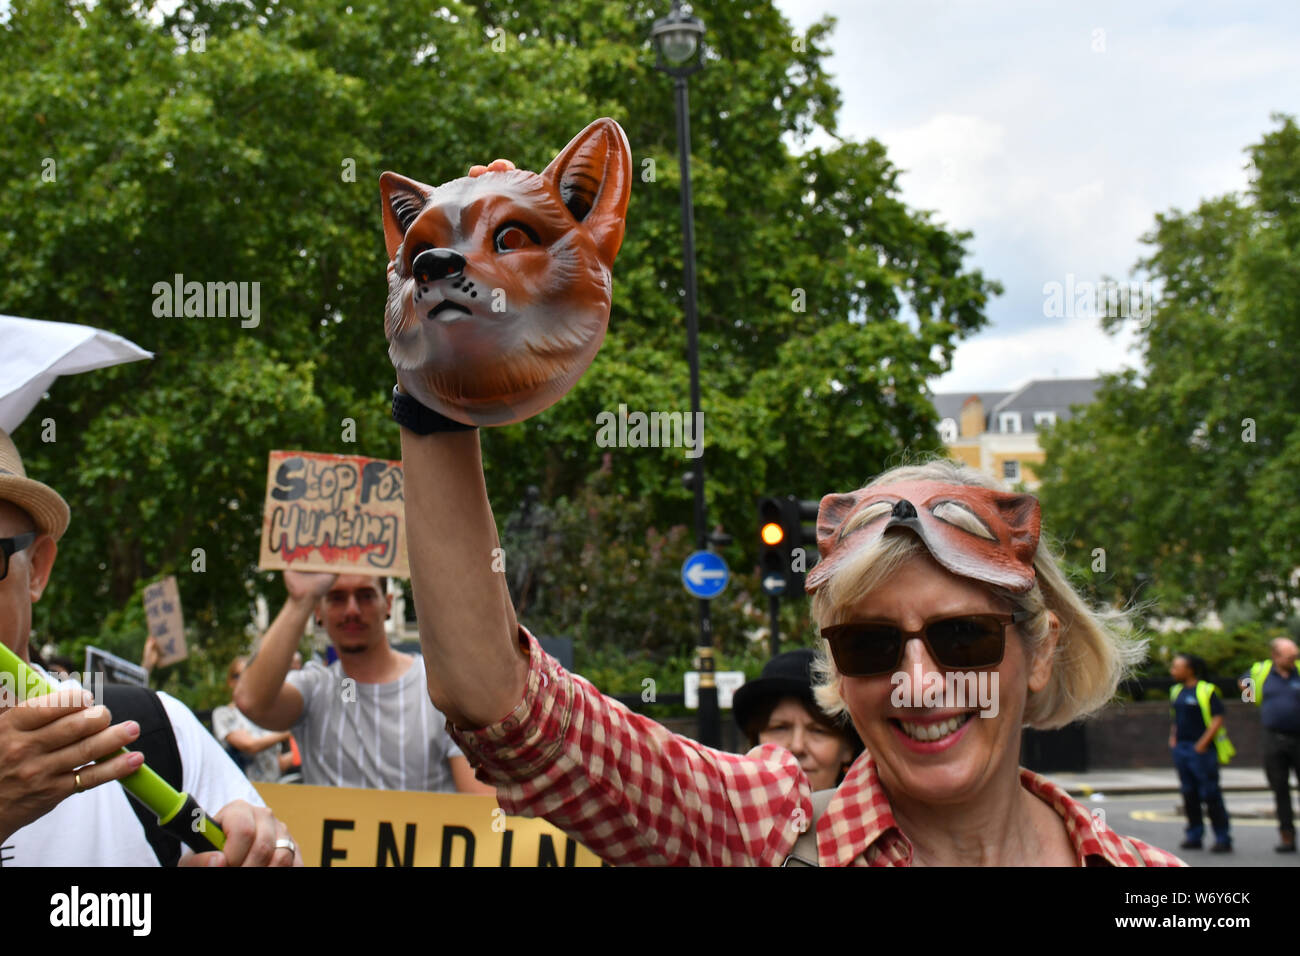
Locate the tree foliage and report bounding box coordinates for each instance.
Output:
[1,0,998,702]
[1039,115,1300,621]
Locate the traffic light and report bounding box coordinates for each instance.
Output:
[758,497,789,597]
[757,496,819,597]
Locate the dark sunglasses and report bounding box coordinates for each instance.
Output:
[821,610,1034,677]
[0,532,36,582]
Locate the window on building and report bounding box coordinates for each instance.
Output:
[938,418,958,443]
[1033,411,1056,429]
[999,412,1022,434]
[1003,460,1020,481]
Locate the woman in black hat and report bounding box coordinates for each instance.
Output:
[733,649,863,792]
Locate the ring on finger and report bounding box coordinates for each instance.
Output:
[74,772,85,793]
[274,837,296,854]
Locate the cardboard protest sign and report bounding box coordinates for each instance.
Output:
[258,451,408,578]
[142,575,188,666]
[83,646,149,688]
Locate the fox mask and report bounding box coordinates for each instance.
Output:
[805,481,1042,594]
[380,118,632,426]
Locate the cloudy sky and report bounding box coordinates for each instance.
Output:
[771,0,1300,394]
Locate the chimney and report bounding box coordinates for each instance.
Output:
[960,396,985,438]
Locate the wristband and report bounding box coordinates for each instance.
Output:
[392,385,478,435]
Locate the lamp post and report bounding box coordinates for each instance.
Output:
[652,1,719,748]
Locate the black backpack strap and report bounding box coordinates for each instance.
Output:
[100,684,185,867]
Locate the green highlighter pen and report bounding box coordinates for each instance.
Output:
[0,641,226,855]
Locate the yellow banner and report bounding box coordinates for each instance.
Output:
[253,783,606,867]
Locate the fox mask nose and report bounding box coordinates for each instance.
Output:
[412,247,466,283]
[891,499,918,520]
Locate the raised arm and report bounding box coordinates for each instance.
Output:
[234,571,329,730]
[400,428,808,864]
[390,152,803,864]
[401,428,526,729]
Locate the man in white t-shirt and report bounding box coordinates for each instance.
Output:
[237,571,494,794]
[0,428,301,866]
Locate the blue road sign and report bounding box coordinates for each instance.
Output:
[761,573,787,597]
[682,550,730,599]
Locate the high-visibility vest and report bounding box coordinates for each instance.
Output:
[1249,660,1273,705]
[1170,681,1236,765]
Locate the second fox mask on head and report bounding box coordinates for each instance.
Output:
[380,118,632,426]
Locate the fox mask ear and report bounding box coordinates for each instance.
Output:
[816,491,864,553]
[541,117,632,267]
[379,172,430,260]
[994,492,1041,564]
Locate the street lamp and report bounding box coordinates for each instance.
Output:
[651,3,705,75]
[652,1,719,748]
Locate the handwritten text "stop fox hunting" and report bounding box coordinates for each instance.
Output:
[267,456,402,569]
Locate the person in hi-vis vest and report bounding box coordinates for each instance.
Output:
[1168,653,1233,853]
[1238,637,1300,852]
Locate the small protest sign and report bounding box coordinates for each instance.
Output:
[258,450,408,578]
[84,646,149,688]
[142,575,188,666]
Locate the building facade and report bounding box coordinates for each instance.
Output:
[932,379,1099,489]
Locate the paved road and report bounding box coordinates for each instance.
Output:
[1088,790,1300,867]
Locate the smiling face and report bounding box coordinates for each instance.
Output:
[757,696,858,792]
[835,550,1055,807]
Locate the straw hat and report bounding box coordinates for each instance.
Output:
[0,429,70,541]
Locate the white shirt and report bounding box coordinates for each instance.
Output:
[212,703,283,783]
[285,654,463,791]
[2,671,262,867]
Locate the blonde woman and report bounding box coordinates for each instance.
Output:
[396,157,1180,866]
[401,390,1184,866]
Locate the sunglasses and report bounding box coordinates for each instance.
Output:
[821,610,1034,677]
[0,532,36,583]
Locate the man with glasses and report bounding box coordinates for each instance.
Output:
[235,570,494,794]
[0,429,301,865]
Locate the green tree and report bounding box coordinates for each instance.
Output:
[1039,115,1300,621]
[1,0,998,704]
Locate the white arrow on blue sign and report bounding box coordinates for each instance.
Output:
[681,550,730,599]
[761,573,787,596]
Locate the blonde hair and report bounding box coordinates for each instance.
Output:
[810,458,1146,730]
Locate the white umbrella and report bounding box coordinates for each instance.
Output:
[0,315,152,433]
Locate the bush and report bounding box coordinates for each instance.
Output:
[1145,623,1281,684]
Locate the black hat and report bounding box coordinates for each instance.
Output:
[732,648,820,735]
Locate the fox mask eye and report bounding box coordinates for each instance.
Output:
[493,222,538,253]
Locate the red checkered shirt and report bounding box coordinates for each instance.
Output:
[448,627,1187,867]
